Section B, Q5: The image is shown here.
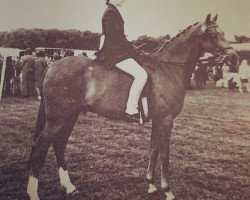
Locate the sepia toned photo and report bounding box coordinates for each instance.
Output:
[0,0,249,200]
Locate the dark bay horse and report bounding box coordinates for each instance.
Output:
[27,14,239,200]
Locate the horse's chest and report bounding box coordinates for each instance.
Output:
[151,79,185,111]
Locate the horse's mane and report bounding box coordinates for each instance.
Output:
[154,22,200,54]
[139,22,202,70]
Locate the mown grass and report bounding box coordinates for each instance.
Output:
[0,84,249,200]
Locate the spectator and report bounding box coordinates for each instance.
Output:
[12,57,22,96]
[47,56,54,67]
[15,56,22,77]
[238,59,250,92]
[194,61,207,89]
[0,54,3,81]
[213,63,223,82]
[221,63,239,89]
[35,50,48,100]
[53,54,61,61]
[3,56,15,96]
[64,50,74,57]
[82,52,87,57]
[221,63,231,88]
[20,48,36,97]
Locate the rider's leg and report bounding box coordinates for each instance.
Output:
[116,58,148,115]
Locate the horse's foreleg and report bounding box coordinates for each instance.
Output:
[27,120,62,200]
[53,113,79,195]
[159,115,175,200]
[146,120,160,194]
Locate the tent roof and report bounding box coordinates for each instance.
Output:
[0,47,22,58]
[231,43,250,52]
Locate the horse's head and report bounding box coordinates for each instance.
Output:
[200,14,239,72]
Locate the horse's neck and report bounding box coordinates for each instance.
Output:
[157,23,203,65]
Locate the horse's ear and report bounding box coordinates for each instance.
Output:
[212,14,218,22]
[205,14,211,25]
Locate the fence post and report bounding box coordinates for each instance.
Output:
[0,58,6,100]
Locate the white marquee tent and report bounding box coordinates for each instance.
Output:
[0,47,22,58]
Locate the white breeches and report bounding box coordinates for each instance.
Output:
[116,58,148,114]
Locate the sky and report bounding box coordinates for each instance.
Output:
[0,0,249,41]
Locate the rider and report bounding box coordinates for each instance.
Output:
[95,0,148,122]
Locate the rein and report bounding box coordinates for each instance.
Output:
[138,51,187,68]
[159,60,187,66]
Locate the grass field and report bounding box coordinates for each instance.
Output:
[0,84,249,200]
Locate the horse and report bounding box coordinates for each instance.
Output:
[27,14,239,200]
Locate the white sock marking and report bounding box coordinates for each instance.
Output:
[59,167,76,194]
[27,176,40,200]
[165,191,175,200]
[148,183,157,193]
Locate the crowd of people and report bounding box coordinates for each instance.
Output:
[193,52,250,92]
[0,48,88,99]
[216,59,250,92]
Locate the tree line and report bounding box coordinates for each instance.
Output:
[0,28,101,51]
[0,28,249,52]
[234,35,250,43]
[0,28,171,52]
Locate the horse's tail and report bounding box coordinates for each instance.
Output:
[34,89,46,141]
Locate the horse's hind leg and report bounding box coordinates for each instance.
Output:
[34,98,46,141]
[27,119,63,200]
[53,112,80,194]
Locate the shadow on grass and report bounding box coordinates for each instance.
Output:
[0,160,28,200]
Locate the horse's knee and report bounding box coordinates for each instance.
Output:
[157,117,173,147]
[162,117,173,132]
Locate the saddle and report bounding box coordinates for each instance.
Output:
[93,47,153,125]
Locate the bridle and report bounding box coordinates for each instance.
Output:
[140,23,234,67]
[202,24,233,53]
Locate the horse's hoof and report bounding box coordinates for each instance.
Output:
[148,190,165,199]
[67,189,79,197]
[70,189,79,195]
[165,191,175,200]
